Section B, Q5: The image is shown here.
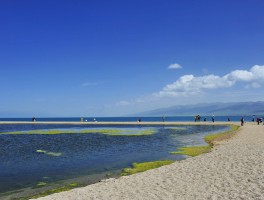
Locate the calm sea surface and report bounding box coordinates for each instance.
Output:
[0,121,231,199]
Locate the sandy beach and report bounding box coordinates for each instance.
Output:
[0,121,240,126]
[33,123,264,200]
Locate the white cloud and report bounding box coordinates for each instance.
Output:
[251,65,264,79]
[157,65,264,97]
[168,63,182,69]
[113,65,264,114]
[157,74,234,97]
[224,70,253,81]
[224,65,264,82]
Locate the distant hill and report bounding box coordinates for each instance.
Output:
[135,101,264,116]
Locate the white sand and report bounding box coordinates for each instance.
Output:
[36,123,264,200]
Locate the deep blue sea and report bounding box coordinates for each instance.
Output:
[0,118,236,199]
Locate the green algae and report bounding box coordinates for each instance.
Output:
[36,150,46,153]
[68,183,78,187]
[121,160,174,176]
[36,150,62,157]
[170,146,211,157]
[1,128,157,136]
[80,129,156,136]
[166,127,186,130]
[16,182,80,200]
[204,124,239,146]
[36,182,47,187]
[170,125,240,157]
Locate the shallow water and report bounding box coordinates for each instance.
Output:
[0,124,229,198]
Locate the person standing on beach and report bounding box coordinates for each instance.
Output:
[212,115,215,123]
[241,117,244,126]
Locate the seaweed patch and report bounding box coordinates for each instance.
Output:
[1,128,157,136]
[121,160,174,176]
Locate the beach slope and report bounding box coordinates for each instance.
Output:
[36,124,264,200]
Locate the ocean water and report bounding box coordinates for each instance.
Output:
[0,123,230,199]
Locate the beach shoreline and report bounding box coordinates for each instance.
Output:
[0,121,242,126]
[32,122,264,200]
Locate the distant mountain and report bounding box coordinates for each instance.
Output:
[135,101,264,116]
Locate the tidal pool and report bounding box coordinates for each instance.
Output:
[0,124,230,199]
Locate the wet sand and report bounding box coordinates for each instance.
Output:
[33,122,264,200]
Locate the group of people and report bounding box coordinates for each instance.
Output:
[240,116,264,126]
[194,115,263,125]
[194,115,201,122]
[194,115,215,122]
[30,116,263,125]
[256,117,263,125]
[80,118,97,122]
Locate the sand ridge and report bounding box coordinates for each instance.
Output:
[36,123,264,200]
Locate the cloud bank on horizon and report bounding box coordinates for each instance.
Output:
[157,65,264,97]
[117,65,264,108]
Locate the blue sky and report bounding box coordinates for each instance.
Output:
[1,0,264,117]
